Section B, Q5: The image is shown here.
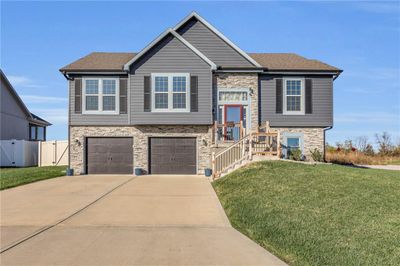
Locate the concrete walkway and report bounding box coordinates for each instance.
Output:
[1,175,286,265]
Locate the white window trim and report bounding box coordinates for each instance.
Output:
[151,73,190,112]
[283,78,305,115]
[283,133,304,158]
[82,77,120,115]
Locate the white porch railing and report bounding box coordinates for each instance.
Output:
[212,134,252,178]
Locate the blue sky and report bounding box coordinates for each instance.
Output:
[1,1,399,146]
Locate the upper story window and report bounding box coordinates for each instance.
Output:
[82,78,119,114]
[151,73,190,112]
[283,78,305,115]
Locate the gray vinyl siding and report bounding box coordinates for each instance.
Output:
[69,77,129,126]
[259,75,333,127]
[176,18,255,68]
[129,34,212,125]
[0,78,29,140]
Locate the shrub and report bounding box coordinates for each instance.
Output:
[310,148,323,162]
[289,149,303,161]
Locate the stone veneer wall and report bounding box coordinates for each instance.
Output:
[274,127,325,161]
[215,73,258,131]
[69,125,212,175]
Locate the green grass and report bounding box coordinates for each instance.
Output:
[0,166,67,190]
[213,161,400,266]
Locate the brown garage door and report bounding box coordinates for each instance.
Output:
[149,137,196,174]
[86,137,133,174]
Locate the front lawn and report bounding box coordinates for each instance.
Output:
[213,161,400,266]
[0,166,66,190]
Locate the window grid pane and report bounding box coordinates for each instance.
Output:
[173,93,186,109]
[85,80,99,94]
[155,93,168,109]
[86,96,99,110]
[155,77,168,92]
[287,96,301,111]
[103,96,115,111]
[173,76,186,92]
[103,80,116,94]
[286,80,301,96]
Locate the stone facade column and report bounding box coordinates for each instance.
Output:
[215,73,259,131]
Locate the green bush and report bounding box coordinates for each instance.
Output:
[310,148,323,162]
[289,149,303,161]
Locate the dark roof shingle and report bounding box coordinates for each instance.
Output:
[60,52,135,72]
[60,52,340,72]
[248,53,341,72]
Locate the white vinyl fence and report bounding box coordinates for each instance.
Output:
[38,140,69,167]
[0,140,38,167]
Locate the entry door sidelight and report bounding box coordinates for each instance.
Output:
[224,105,243,141]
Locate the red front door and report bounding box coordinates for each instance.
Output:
[224,105,243,141]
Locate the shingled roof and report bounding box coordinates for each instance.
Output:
[60,52,136,72]
[248,53,341,72]
[60,52,341,72]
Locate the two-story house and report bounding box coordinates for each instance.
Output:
[60,12,341,176]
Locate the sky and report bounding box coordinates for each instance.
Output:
[1,1,399,146]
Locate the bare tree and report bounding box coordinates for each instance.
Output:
[354,136,369,152]
[375,132,393,155]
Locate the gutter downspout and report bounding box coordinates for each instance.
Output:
[323,126,333,162]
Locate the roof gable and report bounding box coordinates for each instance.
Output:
[123,29,216,71]
[1,70,51,126]
[174,12,261,68]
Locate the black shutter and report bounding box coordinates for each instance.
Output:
[119,78,128,114]
[276,78,283,114]
[74,78,82,113]
[305,78,313,114]
[144,76,151,112]
[190,76,198,112]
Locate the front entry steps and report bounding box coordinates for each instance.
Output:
[211,122,281,180]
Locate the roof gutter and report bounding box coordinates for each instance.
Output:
[323,126,333,162]
[60,70,73,80]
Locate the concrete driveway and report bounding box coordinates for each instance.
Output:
[1,174,286,265]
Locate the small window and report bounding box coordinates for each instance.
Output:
[287,137,300,155]
[29,125,45,141]
[219,91,248,102]
[151,73,190,112]
[30,126,36,140]
[83,78,119,114]
[284,79,304,115]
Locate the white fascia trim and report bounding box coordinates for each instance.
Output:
[173,11,262,68]
[123,28,216,71]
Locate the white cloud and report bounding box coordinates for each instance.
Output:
[7,75,45,89]
[21,95,68,104]
[30,108,68,124]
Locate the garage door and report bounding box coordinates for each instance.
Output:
[86,137,133,174]
[149,137,196,174]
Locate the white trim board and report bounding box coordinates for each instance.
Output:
[123,29,217,71]
[173,11,262,68]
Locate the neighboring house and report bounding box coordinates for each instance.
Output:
[60,12,341,175]
[0,70,51,141]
